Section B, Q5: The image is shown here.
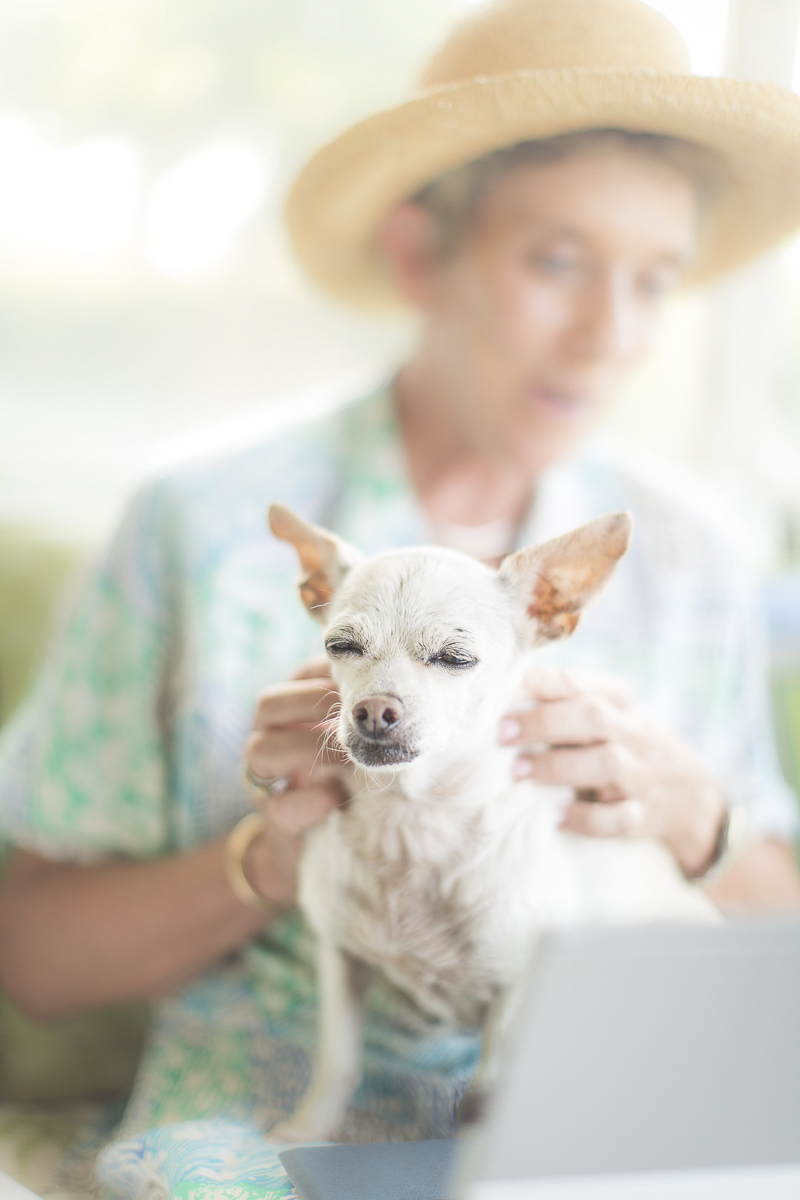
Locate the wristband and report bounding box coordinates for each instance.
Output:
[692,804,748,887]
[225,812,271,908]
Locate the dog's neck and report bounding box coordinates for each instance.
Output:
[352,736,516,811]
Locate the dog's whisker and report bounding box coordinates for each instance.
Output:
[321,733,348,767]
[312,728,346,773]
[362,773,391,807]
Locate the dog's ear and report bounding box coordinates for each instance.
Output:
[498,512,632,645]
[268,503,364,622]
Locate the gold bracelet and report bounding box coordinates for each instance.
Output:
[225,812,270,909]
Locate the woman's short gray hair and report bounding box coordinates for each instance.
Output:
[412,128,728,258]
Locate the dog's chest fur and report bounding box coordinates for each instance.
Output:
[297,770,714,1028]
[299,785,515,1026]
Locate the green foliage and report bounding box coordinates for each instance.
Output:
[0,527,89,727]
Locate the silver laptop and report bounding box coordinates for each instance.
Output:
[0,1172,44,1199]
[281,919,800,1200]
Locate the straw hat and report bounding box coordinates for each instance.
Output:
[285,0,800,310]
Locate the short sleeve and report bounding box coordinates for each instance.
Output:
[0,480,180,861]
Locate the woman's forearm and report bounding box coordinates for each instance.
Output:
[0,672,346,1023]
[704,837,800,913]
[0,841,281,1020]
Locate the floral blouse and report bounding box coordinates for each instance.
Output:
[0,383,795,1144]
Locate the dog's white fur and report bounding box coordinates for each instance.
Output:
[267,504,717,1141]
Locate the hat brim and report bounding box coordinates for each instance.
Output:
[285,68,800,309]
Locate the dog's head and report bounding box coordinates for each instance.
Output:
[269,504,631,774]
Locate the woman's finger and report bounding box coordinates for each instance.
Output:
[292,655,333,681]
[500,694,632,747]
[245,725,345,781]
[558,797,648,838]
[518,663,633,706]
[262,782,344,836]
[253,678,340,730]
[515,741,638,790]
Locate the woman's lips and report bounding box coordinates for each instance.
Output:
[527,387,592,420]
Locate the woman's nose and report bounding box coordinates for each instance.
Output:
[571,271,643,364]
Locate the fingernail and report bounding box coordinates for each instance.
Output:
[498,718,521,744]
[512,756,532,779]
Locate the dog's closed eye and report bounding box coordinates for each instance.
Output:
[325,636,365,659]
[426,647,478,672]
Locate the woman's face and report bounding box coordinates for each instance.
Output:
[397,150,699,473]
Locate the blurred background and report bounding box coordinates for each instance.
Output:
[2,0,800,765]
[2,0,800,1149]
[2,0,800,556]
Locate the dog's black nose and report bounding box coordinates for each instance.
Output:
[352,694,405,739]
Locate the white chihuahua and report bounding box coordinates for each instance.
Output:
[267,503,717,1142]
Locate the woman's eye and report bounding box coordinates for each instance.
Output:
[539,256,574,272]
[527,252,582,277]
[427,651,478,671]
[325,640,364,658]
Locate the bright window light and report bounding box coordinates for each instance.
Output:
[793,10,800,92]
[645,0,730,76]
[145,142,269,281]
[0,117,140,266]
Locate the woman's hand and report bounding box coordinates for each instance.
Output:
[243,657,347,906]
[498,664,725,877]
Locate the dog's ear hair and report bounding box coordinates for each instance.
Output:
[268,503,364,622]
[498,512,632,645]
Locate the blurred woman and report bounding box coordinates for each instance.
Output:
[1,0,800,1145]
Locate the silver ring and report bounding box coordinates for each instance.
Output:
[245,766,292,797]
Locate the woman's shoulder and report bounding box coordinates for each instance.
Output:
[83,384,393,604]
[157,386,384,500]
[121,383,392,544]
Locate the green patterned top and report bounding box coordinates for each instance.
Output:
[0,383,795,1142]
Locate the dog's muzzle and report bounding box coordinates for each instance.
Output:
[345,737,419,768]
[344,693,419,767]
